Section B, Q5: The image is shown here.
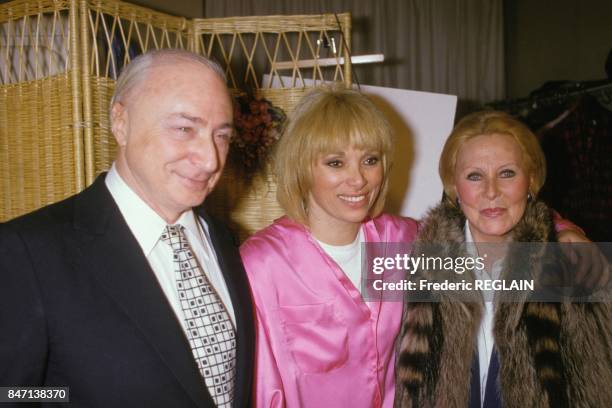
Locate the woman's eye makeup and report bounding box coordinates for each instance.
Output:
[464,168,517,180]
[325,159,343,167]
[321,151,380,168]
[363,155,380,165]
[466,172,482,181]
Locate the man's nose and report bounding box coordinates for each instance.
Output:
[191,133,220,173]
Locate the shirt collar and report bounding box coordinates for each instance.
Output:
[175,210,202,243]
[464,220,478,256]
[105,163,195,256]
[465,220,505,279]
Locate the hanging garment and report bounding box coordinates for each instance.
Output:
[539,95,612,242]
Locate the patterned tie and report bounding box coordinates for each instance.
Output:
[160,224,236,407]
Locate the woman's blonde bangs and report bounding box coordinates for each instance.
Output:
[306,103,390,159]
[274,86,393,224]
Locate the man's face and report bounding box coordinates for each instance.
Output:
[111,60,233,223]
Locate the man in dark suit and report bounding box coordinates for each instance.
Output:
[0,49,254,407]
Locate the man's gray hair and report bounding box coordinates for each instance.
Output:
[109,48,227,111]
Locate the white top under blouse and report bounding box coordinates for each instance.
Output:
[315,228,365,294]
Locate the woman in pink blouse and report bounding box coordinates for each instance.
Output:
[240,87,587,408]
[240,86,418,407]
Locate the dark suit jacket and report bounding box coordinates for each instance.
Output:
[0,175,255,407]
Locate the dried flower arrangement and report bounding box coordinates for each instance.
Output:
[231,93,286,177]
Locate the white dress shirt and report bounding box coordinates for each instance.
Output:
[465,222,503,406]
[104,164,236,329]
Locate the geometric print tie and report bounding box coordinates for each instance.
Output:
[160,225,236,408]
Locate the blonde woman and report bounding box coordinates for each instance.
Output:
[395,111,611,408]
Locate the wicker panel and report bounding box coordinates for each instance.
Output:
[0,2,71,84]
[0,74,78,221]
[81,0,192,179]
[0,0,70,21]
[255,87,309,113]
[204,166,281,242]
[1,0,354,237]
[194,14,352,239]
[84,0,190,80]
[204,87,309,239]
[89,75,115,175]
[0,0,82,221]
[192,13,352,91]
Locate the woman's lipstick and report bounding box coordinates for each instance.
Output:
[480,207,506,217]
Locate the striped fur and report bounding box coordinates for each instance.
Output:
[523,302,568,408]
[395,201,612,408]
[396,302,438,403]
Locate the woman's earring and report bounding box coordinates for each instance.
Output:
[456,197,461,206]
[527,192,533,201]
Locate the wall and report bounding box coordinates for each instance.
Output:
[505,0,612,98]
[0,0,203,17]
[130,0,202,18]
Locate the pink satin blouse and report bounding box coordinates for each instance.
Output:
[240,214,419,407]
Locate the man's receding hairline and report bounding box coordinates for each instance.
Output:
[120,56,225,105]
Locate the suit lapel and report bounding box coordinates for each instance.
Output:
[73,175,214,408]
[198,209,254,408]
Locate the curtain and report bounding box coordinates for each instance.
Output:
[204,0,505,108]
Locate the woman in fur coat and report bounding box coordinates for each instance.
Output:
[395,111,611,408]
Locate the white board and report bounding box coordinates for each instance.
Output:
[264,76,457,219]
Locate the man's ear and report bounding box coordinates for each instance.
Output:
[110,102,128,147]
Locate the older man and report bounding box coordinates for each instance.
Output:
[0,49,254,407]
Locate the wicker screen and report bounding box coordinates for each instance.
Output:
[193,13,351,109]
[82,0,191,182]
[0,0,82,221]
[1,0,353,238]
[192,13,352,239]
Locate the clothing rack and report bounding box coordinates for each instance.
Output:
[487,81,612,114]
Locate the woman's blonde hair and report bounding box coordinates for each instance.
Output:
[439,110,546,206]
[275,86,394,224]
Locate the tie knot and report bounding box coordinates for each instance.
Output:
[160,224,189,252]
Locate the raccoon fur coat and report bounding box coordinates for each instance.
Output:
[394,201,612,408]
